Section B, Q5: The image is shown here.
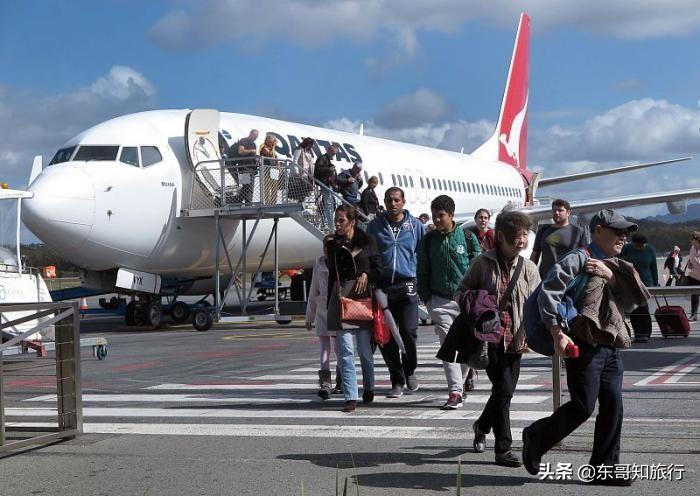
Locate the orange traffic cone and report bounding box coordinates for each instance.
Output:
[79,297,88,317]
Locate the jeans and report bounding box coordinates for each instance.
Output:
[320,189,335,230]
[378,284,419,387]
[336,329,374,401]
[476,343,521,454]
[428,295,470,393]
[525,340,624,466]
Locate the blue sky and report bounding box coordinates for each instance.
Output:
[2,0,700,241]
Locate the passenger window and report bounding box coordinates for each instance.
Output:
[120,147,140,167]
[420,177,424,188]
[363,171,369,183]
[378,172,384,185]
[141,146,162,166]
[409,176,414,187]
[391,174,396,186]
[432,178,437,189]
[402,175,408,186]
[398,175,403,187]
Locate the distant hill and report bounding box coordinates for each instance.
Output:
[627,216,700,255]
[646,203,700,224]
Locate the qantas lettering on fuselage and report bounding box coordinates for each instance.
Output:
[250,132,363,164]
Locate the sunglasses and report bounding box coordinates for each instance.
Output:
[603,226,628,237]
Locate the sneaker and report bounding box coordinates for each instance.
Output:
[691,313,698,322]
[362,390,374,404]
[472,421,486,453]
[522,426,541,476]
[441,391,463,410]
[317,387,330,400]
[331,384,343,395]
[633,336,650,343]
[386,384,404,398]
[406,375,419,392]
[495,451,522,468]
[342,400,357,413]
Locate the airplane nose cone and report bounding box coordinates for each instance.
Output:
[22,166,95,251]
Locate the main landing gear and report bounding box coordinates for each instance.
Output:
[124,295,163,329]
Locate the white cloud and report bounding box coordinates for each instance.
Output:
[148,0,700,62]
[0,66,157,188]
[374,88,451,129]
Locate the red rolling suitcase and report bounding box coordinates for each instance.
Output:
[653,295,690,338]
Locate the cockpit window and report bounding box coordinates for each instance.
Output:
[48,146,76,165]
[141,146,162,167]
[120,147,140,167]
[74,145,119,161]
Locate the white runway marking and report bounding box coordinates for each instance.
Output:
[144,382,544,391]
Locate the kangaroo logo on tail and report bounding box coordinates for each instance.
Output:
[499,93,528,170]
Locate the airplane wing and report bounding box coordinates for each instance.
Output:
[518,188,700,221]
[537,157,691,187]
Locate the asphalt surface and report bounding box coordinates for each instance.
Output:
[2,297,699,495]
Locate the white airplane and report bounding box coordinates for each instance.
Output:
[7,13,699,330]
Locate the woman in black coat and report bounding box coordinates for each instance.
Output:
[325,204,382,412]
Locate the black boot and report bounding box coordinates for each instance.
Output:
[318,369,332,400]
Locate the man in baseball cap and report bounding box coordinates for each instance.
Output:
[522,207,645,486]
[589,209,638,234]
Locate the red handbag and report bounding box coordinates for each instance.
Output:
[340,294,373,321]
[372,295,391,345]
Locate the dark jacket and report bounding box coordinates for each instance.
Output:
[325,228,382,301]
[337,169,363,204]
[359,187,380,215]
[314,153,336,188]
[664,253,683,275]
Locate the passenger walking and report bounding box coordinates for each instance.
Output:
[227,129,258,202]
[326,205,382,412]
[259,134,279,204]
[417,195,481,410]
[455,211,539,467]
[314,144,339,229]
[530,198,586,278]
[337,162,364,205]
[621,233,658,342]
[367,187,424,397]
[290,137,316,201]
[468,208,496,252]
[359,175,381,218]
[663,246,683,286]
[687,231,700,321]
[305,239,342,399]
[522,209,648,486]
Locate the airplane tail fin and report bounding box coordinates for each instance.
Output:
[473,13,531,179]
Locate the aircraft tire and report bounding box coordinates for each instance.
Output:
[125,302,137,326]
[142,301,163,328]
[171,301,190,324]
[192,309,213,331]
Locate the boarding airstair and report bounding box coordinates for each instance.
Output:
[181,154,368,326]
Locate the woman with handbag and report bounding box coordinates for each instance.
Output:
[326,204,383,412]
[687,231,700,321]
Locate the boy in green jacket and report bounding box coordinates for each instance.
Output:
[417,195,481,409]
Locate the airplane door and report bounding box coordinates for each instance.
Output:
[185,109,223,195]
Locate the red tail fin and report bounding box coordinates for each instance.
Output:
[473,13,531,177]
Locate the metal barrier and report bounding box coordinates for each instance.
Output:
[0,301,82,454]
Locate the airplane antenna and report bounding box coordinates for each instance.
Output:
[360,123,364,136]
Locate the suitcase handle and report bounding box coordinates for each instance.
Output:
[653,294,670,308]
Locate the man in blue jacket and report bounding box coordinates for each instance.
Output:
[367,187,424,397]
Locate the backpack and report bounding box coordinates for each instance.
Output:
[523,248,590,356]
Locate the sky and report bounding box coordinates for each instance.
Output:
[2,0,700,242]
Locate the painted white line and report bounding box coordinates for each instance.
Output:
[634,354,700,386]
[144,382,544,391]
[5,406,553,422]
[24,394,313,404]
[5,422,526,439]
[254,373,537,381]
[666,363,699,384]
[24,393,550,405]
